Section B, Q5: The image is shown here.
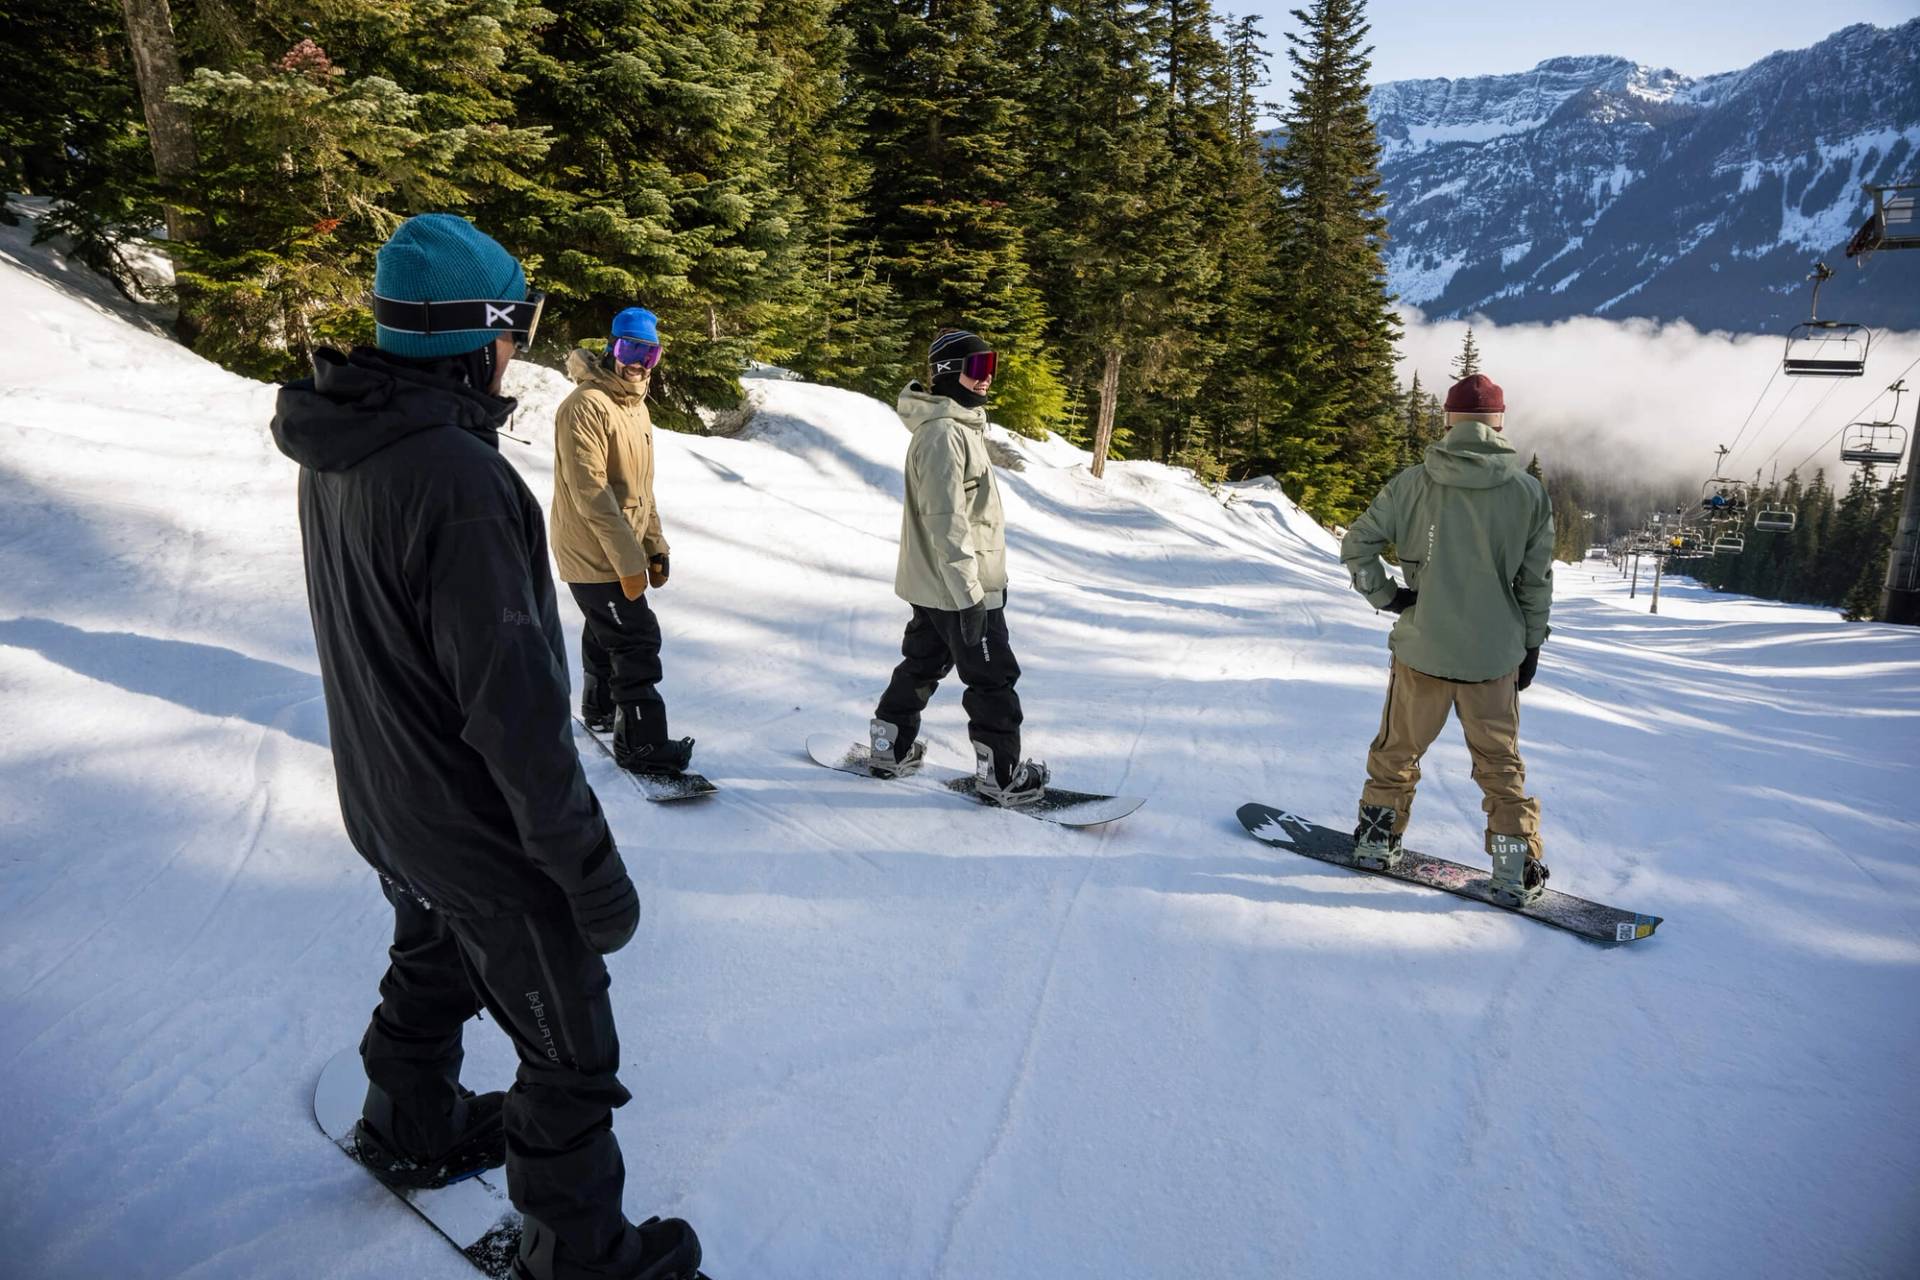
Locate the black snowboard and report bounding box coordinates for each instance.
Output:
[806,734,1144,827]
[574,718,717,801]
[1236,803,1661,945]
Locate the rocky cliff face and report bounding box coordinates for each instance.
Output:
[1370,21,1920,333]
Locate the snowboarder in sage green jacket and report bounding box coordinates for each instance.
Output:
[1340,373,1556,906]
[869,328,1050,807]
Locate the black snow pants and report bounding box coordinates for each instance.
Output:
[874,602,1023,783]
[360,881,631,1262]
[569,581,669,746]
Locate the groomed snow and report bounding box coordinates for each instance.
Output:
[3,225,1918,1279]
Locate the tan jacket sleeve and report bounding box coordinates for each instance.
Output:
[1341,472,1408,610]
[909,425,983,610]
[1514,484,1555,648]
[556,392,651,578]
[642,494,669,560]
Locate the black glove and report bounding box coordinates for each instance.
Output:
[564,830,640,954]
[1516,646,1540,692]
[1385,587,1418,615]
[959,600,989,647]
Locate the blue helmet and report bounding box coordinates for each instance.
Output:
[611,307,659,345]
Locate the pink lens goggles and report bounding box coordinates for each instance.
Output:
[612,337,662,369]
[934,350,998,381]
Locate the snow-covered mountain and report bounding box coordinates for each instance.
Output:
[1373,21,1920,331]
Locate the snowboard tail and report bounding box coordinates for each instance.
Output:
[806,735,1143,827]
[1236,803,1661,945]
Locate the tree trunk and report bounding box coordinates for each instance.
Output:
[119,0,199,240]
[1090,346,1121,479]
[118,0,205,341]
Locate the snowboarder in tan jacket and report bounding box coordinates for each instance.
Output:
[870,328,1050,806]
[551,307,690,776]
[1340,373,1556,906]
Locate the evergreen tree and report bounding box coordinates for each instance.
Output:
[1452,324,1481,379]
[1526,452,1542,480]
[0,0,160,292]
[1191,11,1272,476]
[515,0,810,428]
[762,0,907,398]
[168,7,552,378]
[1027,0,1187,475]
[843,0,1061,437]
[1244,0,1401,522]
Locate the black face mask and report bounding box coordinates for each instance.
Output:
[932,370,987,409]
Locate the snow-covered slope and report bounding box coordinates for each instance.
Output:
[1372,20,1920,331]
[4,230,1919,1279]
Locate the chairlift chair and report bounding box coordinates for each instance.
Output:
[1713,534,1746,555]
[1845,182,1920,259]
[1839,382,1909,467]
[1754,508,1796,533]
[1782,262,1871,377]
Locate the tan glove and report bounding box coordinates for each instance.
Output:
[619,573,647,601]
[648,553,670,589]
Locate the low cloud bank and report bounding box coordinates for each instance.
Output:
[1398,309,1920,487]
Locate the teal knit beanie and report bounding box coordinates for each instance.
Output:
[374,214,527,358]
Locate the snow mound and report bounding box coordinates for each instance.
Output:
[2,238,1918,1280]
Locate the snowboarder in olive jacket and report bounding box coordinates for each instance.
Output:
[1339,373,1556,906]
[870,328,1049,805]
[550,307,690,776]
[271,217,702,1280]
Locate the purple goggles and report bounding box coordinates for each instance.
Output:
[612,337,662,369]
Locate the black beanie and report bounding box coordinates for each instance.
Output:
[929,328,991,408]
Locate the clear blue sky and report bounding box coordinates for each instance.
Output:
[1240,1,1916,92]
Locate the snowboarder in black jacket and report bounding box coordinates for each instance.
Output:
[271,214,701,1280]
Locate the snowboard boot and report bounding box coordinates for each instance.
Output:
[581,674,615,733]
[353,1085,505,1191]
[972,742,1050,809]
[613,704,692,776]
[1487,833,1549,908]
[867,717,927,778]
[1351,803,1403,871]
[514,1213,702,1280]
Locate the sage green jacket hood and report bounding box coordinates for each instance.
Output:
[894,383,1007,612]
[1341,421,1554,682]
[549,347,666,584]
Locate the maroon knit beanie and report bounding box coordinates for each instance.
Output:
[1444,373,1505,414]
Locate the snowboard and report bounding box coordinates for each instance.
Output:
[1235,803,1662,945]
[574,718,718,802]
[313,1047,521,1279]
[806,734,1144,827]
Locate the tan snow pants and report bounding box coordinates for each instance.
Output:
[1361,658,1542,856]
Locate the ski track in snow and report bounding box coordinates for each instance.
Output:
[4,219,1920,1278]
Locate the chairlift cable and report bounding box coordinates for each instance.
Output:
[1723,360,1783,458]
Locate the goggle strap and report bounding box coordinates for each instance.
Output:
[372,293,543,338]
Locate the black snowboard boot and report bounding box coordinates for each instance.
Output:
[353,1086,505,1190]
[613,703,693,775]
[1352,803,1403,871]
[514,1213,702,1280]
[581,675,615,733]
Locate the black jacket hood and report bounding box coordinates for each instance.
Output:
[271,346,517,472]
